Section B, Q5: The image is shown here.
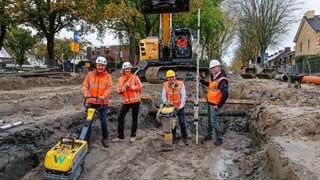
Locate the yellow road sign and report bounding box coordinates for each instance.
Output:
[71,42,80,53]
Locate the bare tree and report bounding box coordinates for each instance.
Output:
[232,0,301,64]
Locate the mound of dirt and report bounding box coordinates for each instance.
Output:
[0,75,85,91]
[1,74,320,179]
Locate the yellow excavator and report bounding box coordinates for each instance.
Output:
[139,0,209,83]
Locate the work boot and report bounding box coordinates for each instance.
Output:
[214,138,223,146]
[112,137,124,143]
[172,137,177,144]
[102,138,109,148]
[129,137,136,143]
[101,133,109,148]
[201,136,213,144]
[183,138,189,146]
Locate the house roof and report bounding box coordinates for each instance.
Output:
[293,15,320,42]
[281,50,295,57]
[267,50,283,62]
[305,15,320,31]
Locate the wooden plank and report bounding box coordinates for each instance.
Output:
[148,109,246,116]
[141,95,287,105]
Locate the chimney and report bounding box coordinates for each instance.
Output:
[284,47,291,52]
[304,10,315,19]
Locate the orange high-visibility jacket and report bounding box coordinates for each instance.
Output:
[163,81,184,107]
[81,69,113,105]
[207,77,228,105]
[117,73,142,104]
[177,39,187,48]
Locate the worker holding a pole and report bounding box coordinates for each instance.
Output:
[199,59,229,146]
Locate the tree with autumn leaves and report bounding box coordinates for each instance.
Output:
[0,0,229,67]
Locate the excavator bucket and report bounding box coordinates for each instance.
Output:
[141,0,189,14]
[256,68,277,79]
[240,67,257,79]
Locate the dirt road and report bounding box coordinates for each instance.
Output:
[1,74,320,179]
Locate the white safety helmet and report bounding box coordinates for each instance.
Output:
[209,59,221,69]
[122,62,132,69]
[96,56,107,65]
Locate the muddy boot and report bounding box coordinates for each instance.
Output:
[201,136,213,144]
[172,137,177,144]
[183,138,189,146]
[102,133,109,148]
[214,138,223,146]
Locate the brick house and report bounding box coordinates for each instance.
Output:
[86,45,130,62]
[293,10,320,57]
[266,47,292,68]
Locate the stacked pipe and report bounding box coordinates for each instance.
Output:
[0,120,24,130]
[275,74,289,82]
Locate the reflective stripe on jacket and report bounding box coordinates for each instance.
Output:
[81,69,113,105]
[163,81,183,107]
[117,74,142,104]
[207,77,227,105]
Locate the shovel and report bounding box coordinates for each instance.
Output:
[125,61,147,85]
[130,61,147,82]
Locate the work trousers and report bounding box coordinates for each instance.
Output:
[206,105,222,140]
[117,102,140,139]
[172,107,188,140]
[85,104,108,141]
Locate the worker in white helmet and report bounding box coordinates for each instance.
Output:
[81,56,113,149]
[199,59,229,146]
[113,62,142,143]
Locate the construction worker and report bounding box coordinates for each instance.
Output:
[81,56,113,148]
[199,59,228,146]
[162,70,189,146]
[113,62,142,143]
[176,36,187,57]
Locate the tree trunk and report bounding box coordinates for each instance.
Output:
[46,34,56,67]
[0,24,6,51]
[129,16,137,65]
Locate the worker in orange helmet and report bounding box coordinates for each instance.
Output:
[162,70,189,146]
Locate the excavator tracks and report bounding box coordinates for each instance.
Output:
[145,65,209,84]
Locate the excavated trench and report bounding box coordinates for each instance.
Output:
[1,76,320,179]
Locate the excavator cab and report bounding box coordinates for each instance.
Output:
[173,28,195,60]
[139,0,209,83]
[142,0,190,14]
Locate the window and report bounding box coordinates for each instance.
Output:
[308,39,310,50]
[91,50,95,58]
[106,47,110,54]
[300,42,302,52]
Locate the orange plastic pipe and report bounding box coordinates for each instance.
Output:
[301,76,320,85]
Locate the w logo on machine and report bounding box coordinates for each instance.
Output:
[54,155,66,164]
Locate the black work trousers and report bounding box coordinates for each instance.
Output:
[117,102,140,139]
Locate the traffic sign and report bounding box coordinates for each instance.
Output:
[71,42,80,52]
[264,53,268,61]
[74,31,78,43]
